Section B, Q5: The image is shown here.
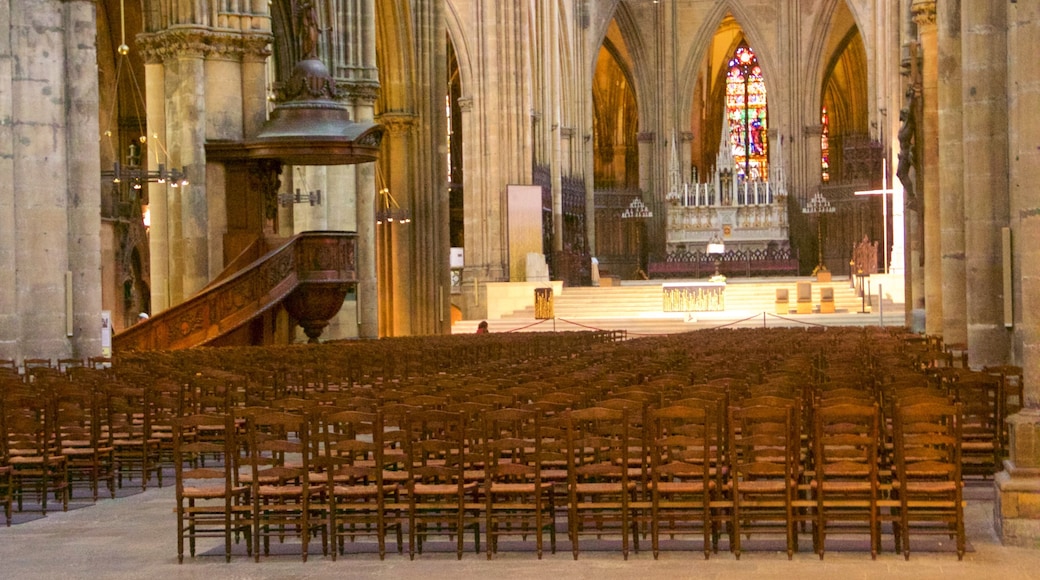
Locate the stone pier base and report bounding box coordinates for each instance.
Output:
[995,409,1040,547]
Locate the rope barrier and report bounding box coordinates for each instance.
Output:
[764,312,832,328]
[701,312,766,331]
[503,318,551,333]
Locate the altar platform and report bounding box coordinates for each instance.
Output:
[454,275,905,337]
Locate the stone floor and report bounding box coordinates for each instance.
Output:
[2,480,1039,580]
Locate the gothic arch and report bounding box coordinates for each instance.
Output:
[603,2,653,132]
[800,0,867,145]
[445,1,474,99]
[375,0,416,114]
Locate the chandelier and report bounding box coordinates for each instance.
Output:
[375,167,410,225]
[621,197,652,219]
[101,2,188,192]
[102,139,189,191]
[802,191,836,215]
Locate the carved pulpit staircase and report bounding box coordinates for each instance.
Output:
[117,3,381,351]
[114,232,357,351]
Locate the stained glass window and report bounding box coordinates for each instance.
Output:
[821,106,830,182]
[726,43,768,180]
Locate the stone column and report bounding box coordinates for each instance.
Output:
[65,0,103,356]
[913,1,942,336]
[240,36,271,139]
[937,0,967,346]
[143,55,170,312]
[996,0,1040,548]
[11,2,74,358]
[138,29,210,305]
[355,159,378,339]
[962,0,1010,366]
[0,0,15,358]
[293,165,329,231]
[637,132,654,197]
[377,113,416,337]
[170,45,209,299]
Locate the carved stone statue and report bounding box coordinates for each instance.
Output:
[295,0,322,60]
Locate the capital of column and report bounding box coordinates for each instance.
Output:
[378,112,418,136]
[457,97,474,113]
[911,0,937,26]
[681,131,695,143]
[137,27,272,64]
[336,80,381,107]
[637,131,655,143]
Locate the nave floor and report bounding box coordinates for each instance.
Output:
[1,479,1038,580]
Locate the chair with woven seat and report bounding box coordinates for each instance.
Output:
[891,400,964,560]
[727,404,799,559]
[483,407,556,559]
[107,383,163,490]
[174,413,252,563]
[565,406,638,559]
[646,404,718,559]
[403,409,482,559]
[57,388,116,502]
[245,409,325,561]
[811,401,880,559]
[949,375,1001,477]
[0,395,12,525]
[316,409,402,559]
[5,395,69,515]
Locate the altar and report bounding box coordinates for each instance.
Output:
[663,123,789,255]
[662,282,726,312]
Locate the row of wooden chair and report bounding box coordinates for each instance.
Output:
[171,390,965,562]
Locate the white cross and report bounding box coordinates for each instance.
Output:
[854,160,897,274]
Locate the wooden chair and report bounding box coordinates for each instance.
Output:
[56,387,116,502]
[483,408,556,559]
[21,358,53,379]
[949,375,1001,477]
[245,410,325,561]
[811,401,880,559]
[403,409,481,559]
[646,404,717,559]
[107,384,163,490]
[727,404,799,559]
[565,406,638,559]
[5,396,69,514]
[0,395,12,525]
[316,409,401,559]
[891,401,965,560]
[173,413,252,563]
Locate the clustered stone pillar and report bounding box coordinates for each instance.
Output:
[913,0,943,336]
[376,113,416,337]
[937,0,967,347]
[961,0,1010,367]
[0,0,102,361]
[997,0,1040,547]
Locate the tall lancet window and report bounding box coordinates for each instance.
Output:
[821,106,831,182]
[726,43,768,180]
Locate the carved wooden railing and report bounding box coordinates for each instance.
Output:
[649,248,800,279]
[114,231,357,352]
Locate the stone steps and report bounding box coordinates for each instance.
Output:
[504,278,891,319]
[453,277,904,336]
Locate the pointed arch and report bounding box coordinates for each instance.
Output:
[444,0,474,99]
[375,0,416,114]
[684,8,774,178]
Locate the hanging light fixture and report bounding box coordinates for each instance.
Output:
[621,197,652,219]
[279,166,322,207]
[100,0,189,191]
[375,166,410,225]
